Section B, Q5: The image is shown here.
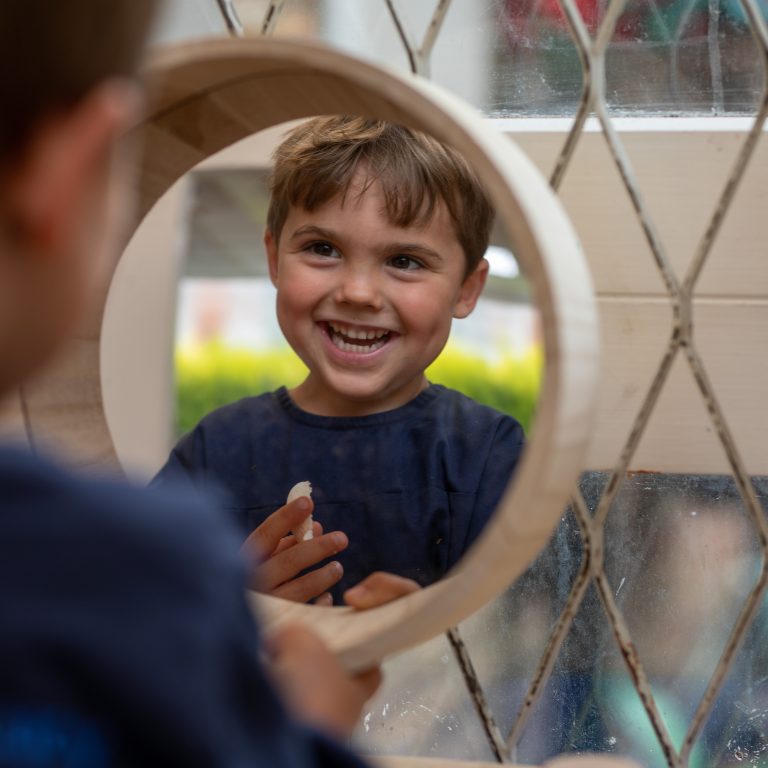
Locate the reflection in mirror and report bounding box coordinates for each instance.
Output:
[154,118,542,606]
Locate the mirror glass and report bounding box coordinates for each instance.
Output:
[159,119,542,605]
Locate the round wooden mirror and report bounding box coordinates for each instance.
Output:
[24,37,599,671]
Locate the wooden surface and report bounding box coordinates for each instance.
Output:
[16,37,600,670]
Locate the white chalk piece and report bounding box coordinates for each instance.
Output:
[287,481,313,541]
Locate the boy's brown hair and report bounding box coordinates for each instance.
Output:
[267,116,494,278]
[0,0,158,171]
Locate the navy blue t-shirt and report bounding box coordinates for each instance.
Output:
[0,443,367,768]
[155,385,525,602]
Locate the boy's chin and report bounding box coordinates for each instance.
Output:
[318,378,425,416]
[296,366,428,416]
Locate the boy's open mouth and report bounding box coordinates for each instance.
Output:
[321,320,393,354]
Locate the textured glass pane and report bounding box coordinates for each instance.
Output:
[494,0,767,115]
[352,633,498,761]
[490,0,586,115]
[465,507,586,729]
[602,473,763,739]
[514,582,684,765]
[514,471,768,767]
[703,576,768,766]
[425,473,768,764]
[605,0,767,114]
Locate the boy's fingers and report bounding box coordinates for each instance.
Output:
[271,523,322,558]
[257,518,323,558]
[272,536,297,556]
[344,571,421,610]
[314,591,333,607]
[258,531,349,593]
[243,535,300,590]
[272,561,344,603]
[243,497,314,559]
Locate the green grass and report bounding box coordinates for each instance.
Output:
[175,341,542,436]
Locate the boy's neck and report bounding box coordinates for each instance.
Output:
[288,375,430,418]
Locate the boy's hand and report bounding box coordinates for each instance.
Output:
[266,623,381,740]
[243,497,348,603]
[343,571,421,609]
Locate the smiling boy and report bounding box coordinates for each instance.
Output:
[156,117,525,604]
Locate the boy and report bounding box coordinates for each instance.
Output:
[156,117,525,605]
[0,2,378,765]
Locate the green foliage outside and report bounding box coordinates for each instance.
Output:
[175,340,542,437]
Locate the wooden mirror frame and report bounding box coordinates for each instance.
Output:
[22,38,599,671]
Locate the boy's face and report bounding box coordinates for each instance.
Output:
[266,171,488,417]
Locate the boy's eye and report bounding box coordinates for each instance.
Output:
[307,241,340,259]
[388,254,423,271]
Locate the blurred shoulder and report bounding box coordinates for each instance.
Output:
[0,443,241,574]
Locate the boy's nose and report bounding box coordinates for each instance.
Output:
[333,266,383,310]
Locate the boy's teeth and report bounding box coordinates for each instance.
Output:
[331,336,387,354]
[328,321,388,340]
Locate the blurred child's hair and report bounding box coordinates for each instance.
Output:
[0,0,159,170]
[267,116,494,277]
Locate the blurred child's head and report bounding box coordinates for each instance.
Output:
[0,0,158,394]
[265,116,494,417]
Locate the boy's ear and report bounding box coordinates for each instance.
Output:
[6,80,140,256]
[265,229,279,287]
[453,257,489,319]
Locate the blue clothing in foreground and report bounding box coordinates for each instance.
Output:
[0,443,367,768]
[155,385,525,601]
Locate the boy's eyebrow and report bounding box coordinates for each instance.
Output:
[383,242,444,262]
[289,225,444,262]
[289,224,337,241]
